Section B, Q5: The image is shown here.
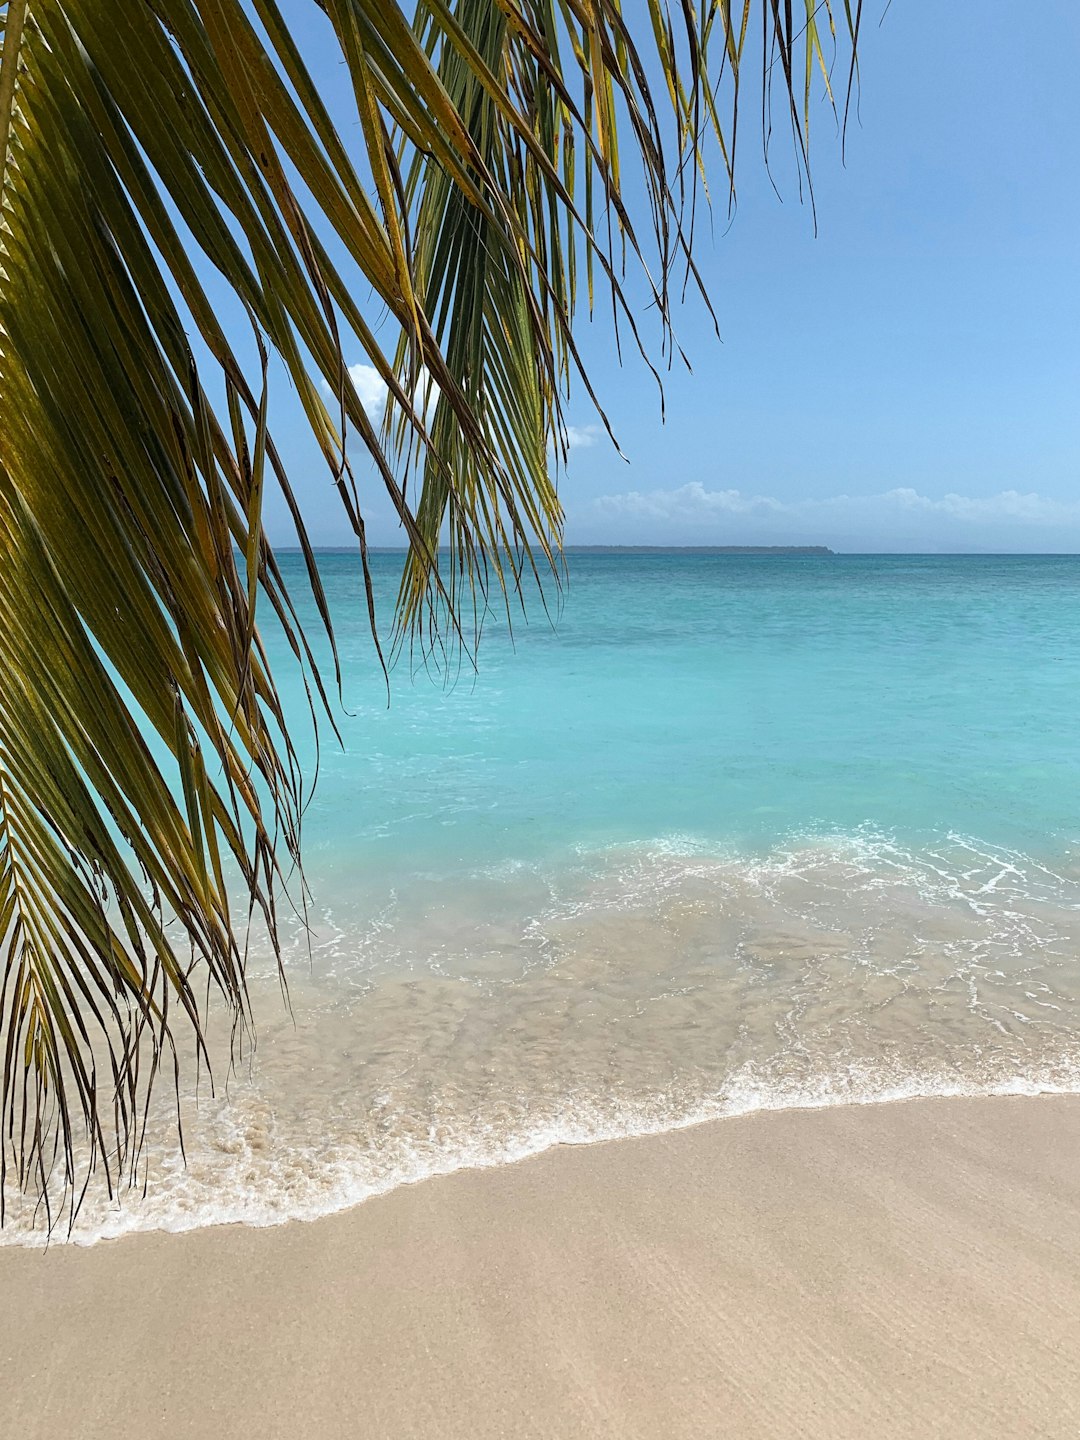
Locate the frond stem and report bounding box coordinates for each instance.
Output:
[0,0,29,195]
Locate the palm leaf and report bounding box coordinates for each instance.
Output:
[0,0,858,1225]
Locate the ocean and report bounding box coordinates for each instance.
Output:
[6,551,1080,1242]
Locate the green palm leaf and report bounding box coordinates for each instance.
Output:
[0,0,856,1226]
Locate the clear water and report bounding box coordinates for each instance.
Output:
[7,552,1080,1243]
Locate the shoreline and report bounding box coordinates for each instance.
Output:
[4,1092,1080,1437]
[5,1075,1080,1249]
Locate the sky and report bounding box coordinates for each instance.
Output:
[257,2,1080,553]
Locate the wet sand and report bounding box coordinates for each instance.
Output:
[2,1094,1080,1439]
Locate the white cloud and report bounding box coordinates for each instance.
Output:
[320,362,388,418]
[323,363,443,426]
[334,373,601,449]
[347,363,388,418]
[594,482,781,521]
[870,486,1072,523]
[580,482,1080,550]
[565,423,601,450]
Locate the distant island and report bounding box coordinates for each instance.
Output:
[564,545,835,555]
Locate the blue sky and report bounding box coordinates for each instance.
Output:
[260,1,1080,552]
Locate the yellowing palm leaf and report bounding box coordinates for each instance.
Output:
[0,0,856,1226]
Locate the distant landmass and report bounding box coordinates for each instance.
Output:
[564,545,834,555]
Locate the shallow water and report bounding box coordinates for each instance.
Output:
[6,553,1080,1243]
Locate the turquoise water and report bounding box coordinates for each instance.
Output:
[297,551,1080,871]
[9,552,1080,1243]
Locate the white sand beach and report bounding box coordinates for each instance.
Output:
[3,1093,1080,1439]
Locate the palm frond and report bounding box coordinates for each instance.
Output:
[0,0,858,1223]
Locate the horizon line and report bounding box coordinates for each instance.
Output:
[267,545,1080,556]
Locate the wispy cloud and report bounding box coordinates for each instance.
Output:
[579,482,1080,550]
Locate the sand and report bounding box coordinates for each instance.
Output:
[2,1094,1080,1438]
